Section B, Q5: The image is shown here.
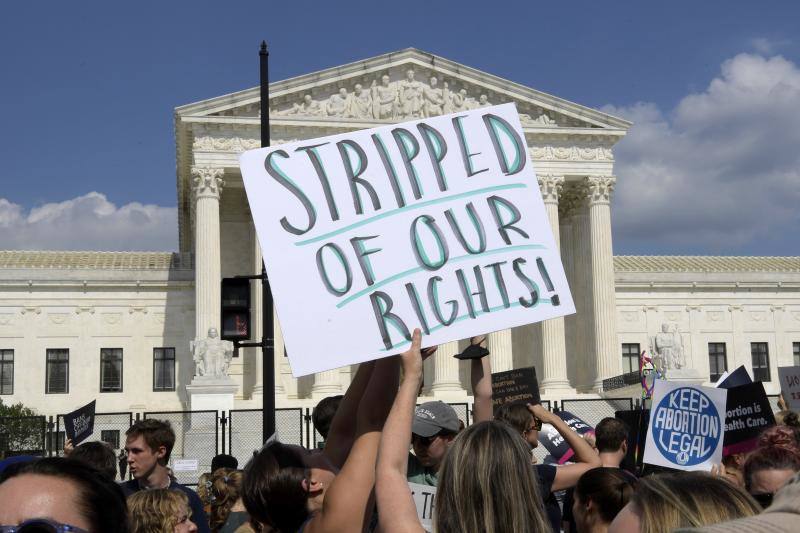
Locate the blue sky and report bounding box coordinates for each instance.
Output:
[1,1,798,255]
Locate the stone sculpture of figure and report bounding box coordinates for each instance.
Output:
[446,88,468,112]
[326,88,351,117]
[190,327,234,378]
[371,74,397,119]
[397,69,424,118]
[422,76,445,117]
[281,94,323,116]
[651,323,685,372]
[477,94,491,107]
[348,83,372,118]
[535,106,555,124]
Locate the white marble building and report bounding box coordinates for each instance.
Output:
[0,49,798,417]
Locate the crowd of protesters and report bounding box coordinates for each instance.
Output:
[1,331,800,532]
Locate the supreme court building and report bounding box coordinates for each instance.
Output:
[1,49,798,416]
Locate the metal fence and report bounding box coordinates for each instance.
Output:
[0,415,48,457]
[228,408,304,467]
[144,410,218,487]
[559,398,635,427]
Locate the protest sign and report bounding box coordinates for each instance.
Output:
[172,459,200,472]
[717,365,752,389]
[491,366,540,408]
[540,411,594,464]
[240,104,575,376]
[64,400,96,446]
[779,366,800,410]
[723,381,774,455]
[643,381,727,471]
[616,408,650,474]
[408,482,436,532]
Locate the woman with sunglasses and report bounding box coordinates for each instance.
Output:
[0,457,128,532]
[743,442,800,509]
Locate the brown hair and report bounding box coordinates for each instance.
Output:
[595,418,629,453]
[128,489,190,533]
[435,421,549,533]
[631,472,759,532]
[744,444,800,492]
[574,468,636,525]
[125,419,176,464]
[494,403,533,435]
[209,468,243,532]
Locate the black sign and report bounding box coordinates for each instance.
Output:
[64,400,96,445]
[491,367,540,408]
[615,408,649,475]
[540,411,594,464]
[723,381,775,455]
[718,365,752,389]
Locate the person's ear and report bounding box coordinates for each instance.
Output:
[621,440,628,454]
[155,445,167,460]
[301,474,324,494]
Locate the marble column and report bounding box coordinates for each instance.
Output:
[192,167,224,341]
[587,176,621,390]
[489,330,514,372]
[572,193,595,391]
[311,369,343,399]
[559,205,577,386]
[537,175,570,393]
[431,341,463,393]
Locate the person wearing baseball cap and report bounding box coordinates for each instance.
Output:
[407,401,462,486]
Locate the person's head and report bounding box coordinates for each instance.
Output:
[381,74,390,85]
[744,444,800,508]
[0,457,128,533]
[70,440,117,480]
[494,402,540,449]
[434,420,549,533]
[609,472,760,533]
[412,402,460,470]
[596,418,629,460]
[128,488,197,533]
[125,419,176,479]
[241,441,337,532]
[406,69,415,80]
[758,424,800,450]
[312,395,343,440]
[197,472,212,508]
[211,453,238,473]
[775,410,800,427]
[208,468,243,532]
[573,468,636,532]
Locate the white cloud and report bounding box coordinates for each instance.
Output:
[0,192,177,251]
[606,53,800,255]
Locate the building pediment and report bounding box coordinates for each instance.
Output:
[176,48,630,131]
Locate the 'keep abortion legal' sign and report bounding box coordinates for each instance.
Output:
[240,104,575,376]
[643,380,727,471]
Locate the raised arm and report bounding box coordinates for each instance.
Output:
[469,336,493,424]
[529,404,601,491]
[313,355,400,533]
[323,361,375,468]
[377,329,427,533]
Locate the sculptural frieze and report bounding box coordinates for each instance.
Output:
[190,327,234,379]
[650,323,686,373]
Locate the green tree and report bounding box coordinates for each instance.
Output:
[0,398,45,457]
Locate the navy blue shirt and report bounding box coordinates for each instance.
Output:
[121,479,210,533]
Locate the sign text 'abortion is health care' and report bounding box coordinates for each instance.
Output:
[644,380,727,471]
[240,104,575,376]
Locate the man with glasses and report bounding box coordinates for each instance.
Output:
[407,401,462,486]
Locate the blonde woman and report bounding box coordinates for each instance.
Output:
[608,472,759,533]
[129,489,198,533]
[207,468,254,533]
[376,329,550,533]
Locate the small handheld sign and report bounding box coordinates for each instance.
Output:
[408,482,436,532]
[64,400,96,446]
[778,366,800,410]
[540,411,594,464]
[643,381,727,471]
[717,365,752,389]
[723,381,775,456]
[491,366,540,409]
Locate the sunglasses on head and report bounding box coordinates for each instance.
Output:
[0,518,88,533]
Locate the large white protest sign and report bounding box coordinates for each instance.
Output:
[240,103,575,376]
[643,380,727,471]
[408,482,436,532]
[779,366,800,409]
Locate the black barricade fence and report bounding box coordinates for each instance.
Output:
[144,410,218,487]
[229,408,304,466]
[560,398,634,428]
[56,412,133,458]
[0,415,48,457]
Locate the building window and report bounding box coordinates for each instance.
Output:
[46,349,69,394]
[100,348,123,392]
[101,430,120,450]
[794,342,800,367]
[708,343,727,382]
[622,343,640,374]
[0,350,13,395]
[153,348,176,391]
[751,342,771,382]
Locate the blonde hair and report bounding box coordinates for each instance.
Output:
[209,468,244,532]
[197,472,212,508]
[434,421,549,533]
[128,489,191,533]
[632,472,759,532]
